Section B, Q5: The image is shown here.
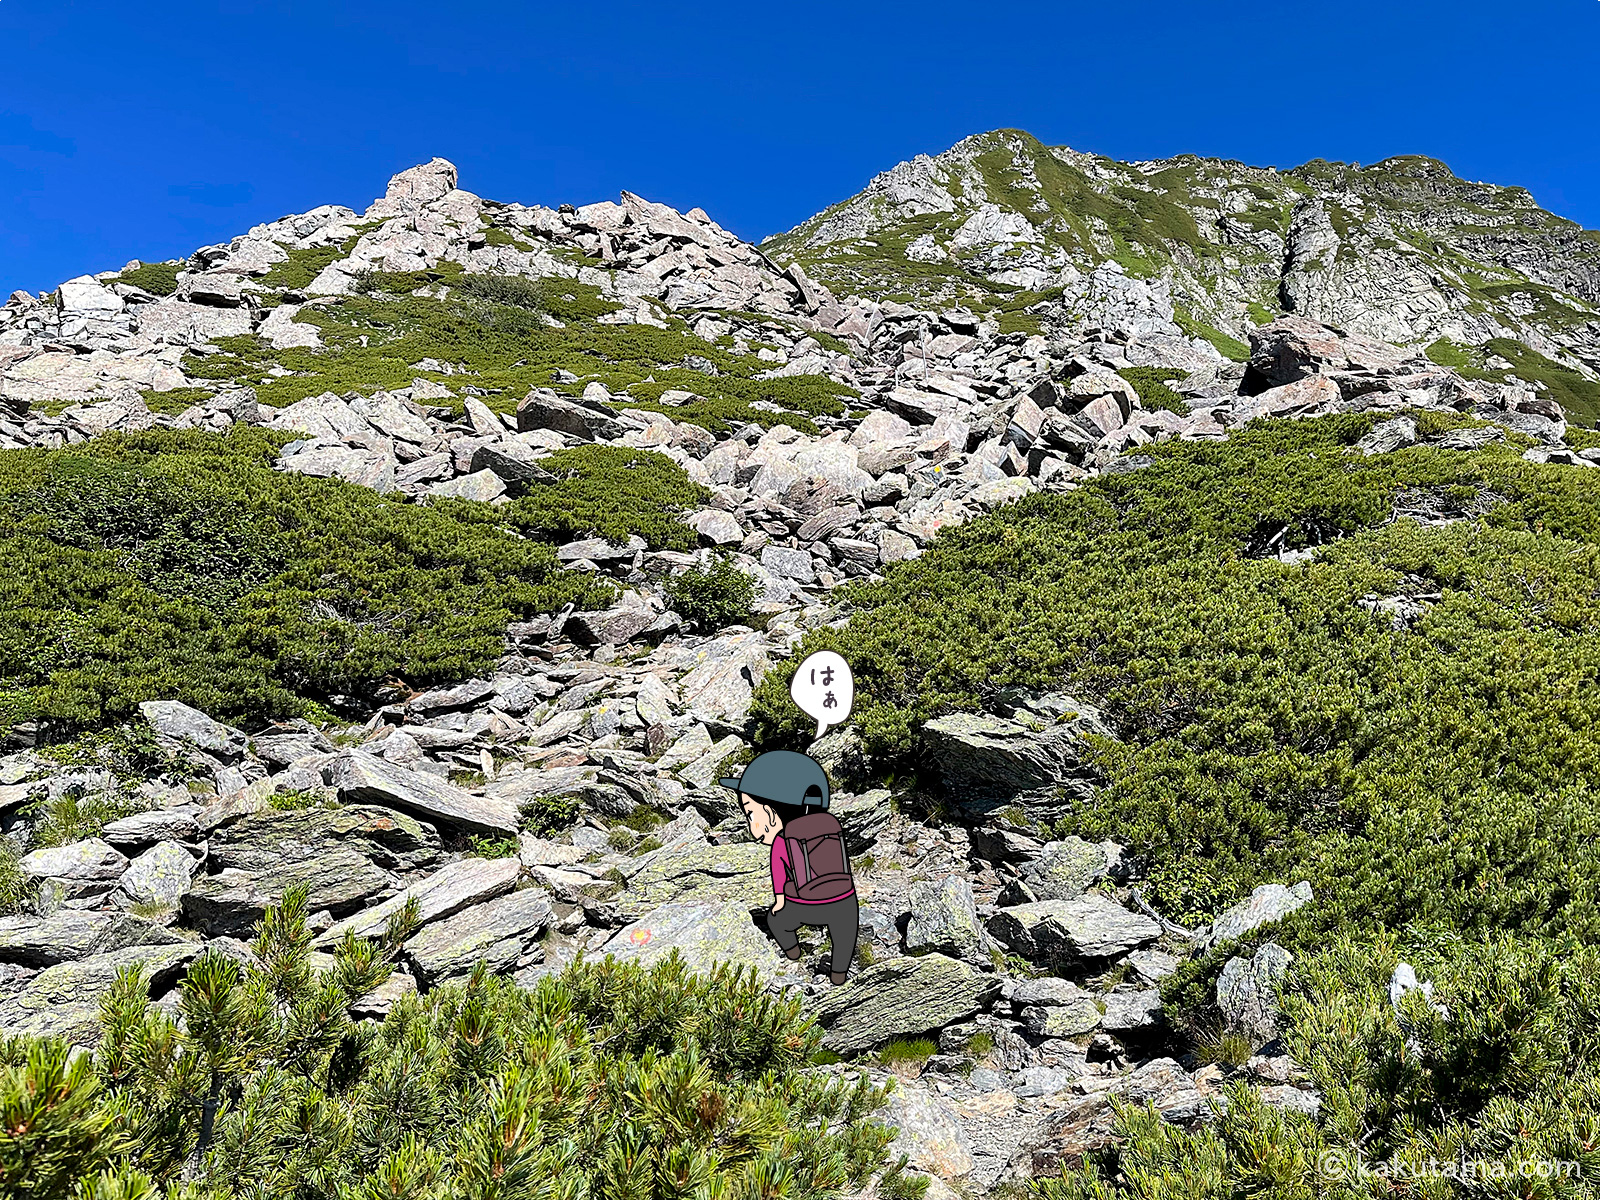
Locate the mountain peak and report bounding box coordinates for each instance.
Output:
[764,131,1600,385]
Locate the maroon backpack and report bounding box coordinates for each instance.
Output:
[782,811,855,901]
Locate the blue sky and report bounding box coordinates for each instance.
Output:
[2,0,1597,298]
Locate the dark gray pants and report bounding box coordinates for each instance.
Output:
[768,895,859,975]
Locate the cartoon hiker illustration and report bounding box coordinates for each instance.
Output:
[721,749,858,985]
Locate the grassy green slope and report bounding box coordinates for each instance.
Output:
[184,268,853,435]
[753,412,1600,1189]
[0,428,716,737]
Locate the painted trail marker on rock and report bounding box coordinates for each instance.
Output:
[791,650,854,740]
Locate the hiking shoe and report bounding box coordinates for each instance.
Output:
[784,946,802,961]
[830,971,848,985]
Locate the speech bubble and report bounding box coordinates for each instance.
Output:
[790,650,855,740]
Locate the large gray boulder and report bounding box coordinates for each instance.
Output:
[516,391,624,441]
[877,1084,974,1180]
[0,942,200,1046]
[1101,987,1163,1031]
[600,900,783,979]
[1019,837,1107,901]
[1217,942,1293,1043]
[812,953,1000,1052]
[1011,977,1103,1036]
[986,894,1159,962]
[568,605,659,647]
[185,805,440,936]
[280,441,399,494]
[921,703,1110,804]
[138,699,249,760]
[100,807,203,851]
[330,749,518,835]
[1356,416,1418,456]
[0,910,184,966]
[118,841,199,911]
[470,441,556,487]
[760,544,816,585]
[1246,316,1413,390]
[904,876,986,961]
[1199,881,1313,951]
[314,856,522,947]
[1021,995,1101,1038]
[404,887,554,985]
[1010,976,1092,1008]
[19,838,129,894]
[429,468,506,503]
[832,788,891,853]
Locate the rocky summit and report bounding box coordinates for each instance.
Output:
[2,135,1599,1198]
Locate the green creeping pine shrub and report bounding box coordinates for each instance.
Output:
[1037,934,1600,1200]
[501,445,709,550]
[114,261,181,297]
[1117,367,1188,415]
[522,792,581,836]
[0,887,922,1200]
[138,386,213,417]
[256,242,356,292]
[0,427,611,737]
[1566,424,1600,452]
[667,553,758,632]
[0,836,30,917]
[1173,307,1250,362]
[181,272,856,431]
[617,807,667,833]
[751,413,1600,1187]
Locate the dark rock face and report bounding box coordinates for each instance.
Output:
[184,805,440,936]
[921,700,1113,810]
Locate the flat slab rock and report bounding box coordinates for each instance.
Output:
[615,841,770,919]
[921,708,1107,796]
[20,838,129,885]
[0,942,200,1046]
[987,894,1160,962]
[139,699,249,760]
[600,900,787,980]
[812,953,1000,1053]
[404,887,554,985]
[185,804,441,937]
[315,855,522,947]
[877,1080,975,1180]
[100,806,203,850]
[0,910,185,967]
[330,749,519,835]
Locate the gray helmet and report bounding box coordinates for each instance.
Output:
[719,750,830,810]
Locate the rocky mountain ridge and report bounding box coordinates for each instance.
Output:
[1,149,1594,1196]
[766,129,1600,424]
